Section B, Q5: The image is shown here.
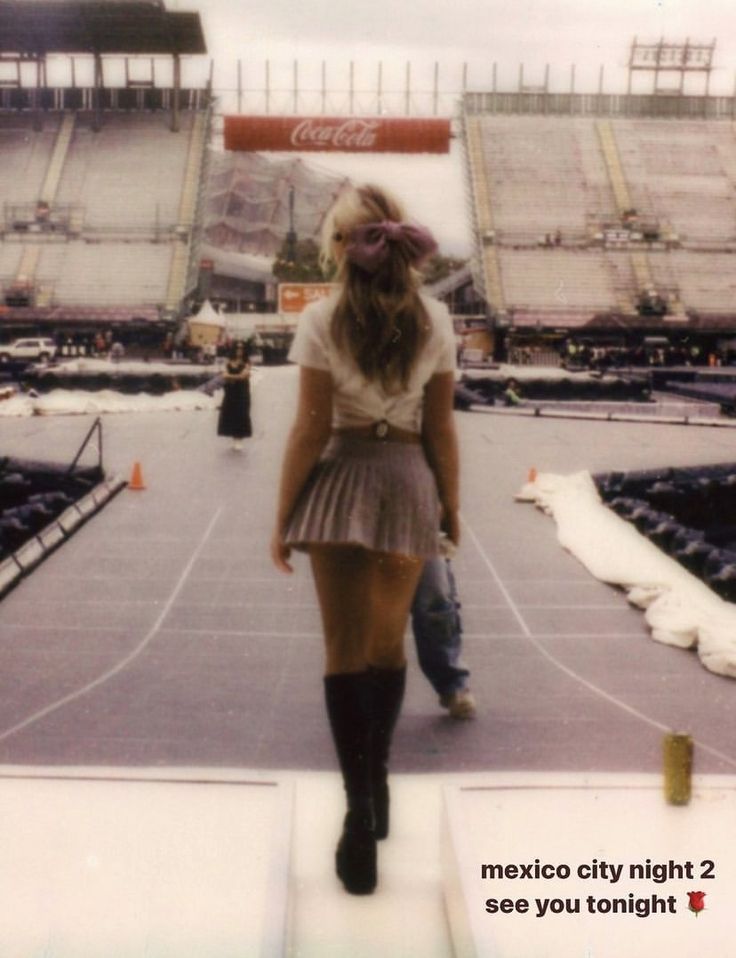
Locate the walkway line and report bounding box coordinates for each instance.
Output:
[460,514,736,771]
[0,508,223,747]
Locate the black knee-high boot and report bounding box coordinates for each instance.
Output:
[323,672,377,895]
[368,665,406,840]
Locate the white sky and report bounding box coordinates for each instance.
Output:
[193,0,736,95]
[175,0,736,254]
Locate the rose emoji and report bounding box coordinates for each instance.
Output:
[687,891,706,916]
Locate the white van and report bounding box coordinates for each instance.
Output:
[0,338,57,362]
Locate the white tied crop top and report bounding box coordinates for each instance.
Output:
[288,292,457,433]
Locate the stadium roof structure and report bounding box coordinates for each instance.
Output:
[204,152,351,259]
[426,264,473,300]
[0,0,206,56]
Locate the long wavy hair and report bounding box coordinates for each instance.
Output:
[321,184,430,393]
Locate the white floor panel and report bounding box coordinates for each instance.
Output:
[443,772,736,958]
[0,768,292,958]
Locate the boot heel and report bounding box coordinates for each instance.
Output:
[336,812,377,894]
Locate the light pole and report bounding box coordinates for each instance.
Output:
[285,185,297,265]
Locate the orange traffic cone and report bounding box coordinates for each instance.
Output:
[527,467,538,483]
[128,461,146,491]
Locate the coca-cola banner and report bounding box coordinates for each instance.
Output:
[224,115,451,154]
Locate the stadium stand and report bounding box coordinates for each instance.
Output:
[462,95,736,346]
[0,114,59,210]
[0,107,210,326]
[497,248,619,311]
[55,113,194,233]
[613,119,736,244]
[479,115,615,241]
[658,251,736,313]
[462,114,506,314]
[0,0,209,343]
[36,243,174,307]
[0,245,23,279]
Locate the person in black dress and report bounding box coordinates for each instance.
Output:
[217,340,252,450]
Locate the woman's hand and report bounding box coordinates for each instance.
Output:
[440,505,460,548]
[270,528,293,574]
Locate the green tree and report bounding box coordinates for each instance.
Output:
[420,253,467,285]
[272,238,327,282]
[272,241,464,285]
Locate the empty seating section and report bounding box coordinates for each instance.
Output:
[0,244,23,286]
[15,245,41,283]
[613,120,736,243]
[604,251,637,300]
[0,108,209,315]
[653,251,736,313]
[478,116,614,240]
[55,113,194,232]
[466,110,736,316]
[36,243,172,306]
[498,249,618,310]
[0,115,60,216]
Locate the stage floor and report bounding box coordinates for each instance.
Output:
[1,365,734,956]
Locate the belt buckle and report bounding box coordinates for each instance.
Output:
[373,419,389,440]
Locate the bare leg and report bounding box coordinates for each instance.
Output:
[310,545,372,674]
[365,551,424,669]
[309,544,424,891]
[309,545,423,674]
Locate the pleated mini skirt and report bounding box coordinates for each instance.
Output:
[283,435,442,557]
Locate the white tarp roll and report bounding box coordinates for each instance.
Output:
[516,470,736,678]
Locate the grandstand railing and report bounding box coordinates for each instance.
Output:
[2,202,82,236]
[465,91,736,120]
[0,87,211,113]
[1,205,184,243]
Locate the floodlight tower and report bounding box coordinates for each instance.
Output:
[627,37,716,96]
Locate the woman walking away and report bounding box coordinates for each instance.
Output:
[270,185,460,895]
[218,340,252,450]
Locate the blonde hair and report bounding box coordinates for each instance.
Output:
[321,184,429,392]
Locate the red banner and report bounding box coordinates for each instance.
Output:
[224,115,451,154]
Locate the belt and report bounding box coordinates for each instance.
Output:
[332,419,422,444]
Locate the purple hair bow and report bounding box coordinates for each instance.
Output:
[345,220,438,273]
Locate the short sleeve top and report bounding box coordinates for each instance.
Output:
[288,292,456,432]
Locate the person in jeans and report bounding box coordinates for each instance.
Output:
[411,557,476,719]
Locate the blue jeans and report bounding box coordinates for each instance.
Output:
[411,557,470,697]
